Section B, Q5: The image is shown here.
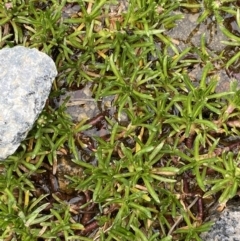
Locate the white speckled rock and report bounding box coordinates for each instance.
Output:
[0,46,57,160]
[201,200,240,241]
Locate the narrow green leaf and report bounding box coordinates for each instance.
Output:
[142,176,160,203]
[129,202,152,218]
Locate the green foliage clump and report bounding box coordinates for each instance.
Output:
[0,0,240,240]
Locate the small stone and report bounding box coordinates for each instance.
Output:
[0,46,57,160]
[201,199,240,241]
[56,155,83,194]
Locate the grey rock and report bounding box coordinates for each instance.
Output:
[167,11,228,53]
[0,46,57,160]
[201,200,240,241]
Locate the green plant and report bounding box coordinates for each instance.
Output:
[220,8,240,69]
[1,0,240,240]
